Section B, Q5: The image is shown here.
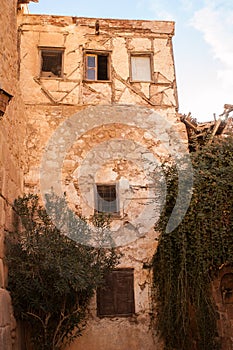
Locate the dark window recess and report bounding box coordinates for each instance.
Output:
[97,269,135,317]
[86,53,109,81]
[0,89,12,117]
[41,50,63,78]
[97,55,108,80]
[96,184,118,214]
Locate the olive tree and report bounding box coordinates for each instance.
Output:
[6,194,118,350]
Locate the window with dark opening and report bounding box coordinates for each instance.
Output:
[86,53,109,81]
[40,49,63,78]
[97,269,135,317]
[95,184,119,214]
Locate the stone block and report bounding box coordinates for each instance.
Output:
[0,229,4,259]
[0,258,5,288]
[0,325,12,350]
[0,289,11,327]
[4,207,14,233]
[0,168,7,200]
[0,197,6,228]
[226,304,233,319]
[221,337,233,350]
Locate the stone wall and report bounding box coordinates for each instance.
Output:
[17,13,187,194]
[17,13,188,350]
[38,104,187,350]
[212,266,233,350]
[17,15,178,109]
[0,1,27,349]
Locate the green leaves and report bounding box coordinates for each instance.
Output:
[152,137,233,350]
[5,194,118,350]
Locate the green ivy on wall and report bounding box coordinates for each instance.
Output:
[152,137,233,350]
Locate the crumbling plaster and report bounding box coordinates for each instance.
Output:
[17,13,188,350]
[18,15,178,108]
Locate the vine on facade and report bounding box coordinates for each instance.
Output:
[152,137,233,350]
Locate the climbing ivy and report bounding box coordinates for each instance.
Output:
[152,137,233,350]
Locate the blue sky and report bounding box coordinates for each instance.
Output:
[29,0,233,121]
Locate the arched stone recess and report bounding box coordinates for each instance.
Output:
[212,265,233,350]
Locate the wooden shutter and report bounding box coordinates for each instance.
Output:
[114,269,134,315]
[97,273,115,316]
[97,269,135,317]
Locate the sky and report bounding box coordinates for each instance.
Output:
[28,0,233,121]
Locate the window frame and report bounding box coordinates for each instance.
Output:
[97,268,135,318]
[84,50,111,82]
[39,46,65,79]
[94,183,120,216]
[130,52,153,83]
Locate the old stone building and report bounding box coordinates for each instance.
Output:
[1,2,232,350]
[16,8,188,350]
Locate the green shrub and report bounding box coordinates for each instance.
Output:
[6,194,119,350]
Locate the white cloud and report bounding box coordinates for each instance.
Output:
[179,0,194,12]
[148,0,175,20]
[190,1,233,90]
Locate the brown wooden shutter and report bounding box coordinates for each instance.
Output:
[97,273,115,316]
[115,269,134,316]
[97,269,135,317]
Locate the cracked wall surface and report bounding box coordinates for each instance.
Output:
[18,15,178,109]
[17,13,187,350]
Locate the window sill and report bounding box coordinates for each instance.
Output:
[110,214,122,220]
[97,313,135,318]
[83,79,112,83]
[130,80,154,83]
[95,212,121,220]
[40,76,64,80]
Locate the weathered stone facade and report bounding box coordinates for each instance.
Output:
[0,3,232,350]
[16,12,188,349]
[0,1,28,349]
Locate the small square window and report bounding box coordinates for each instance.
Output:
[95,184,119,214]
[40,48,63,78]
[97,269,135,317]
[130,54,152,82]
[85,52,109,81]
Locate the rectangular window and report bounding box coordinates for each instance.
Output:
[40,48,63,78]
[130,54,152,82]
[95,184,119,214]
[97,269,135,317]
[85,53,109,81]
